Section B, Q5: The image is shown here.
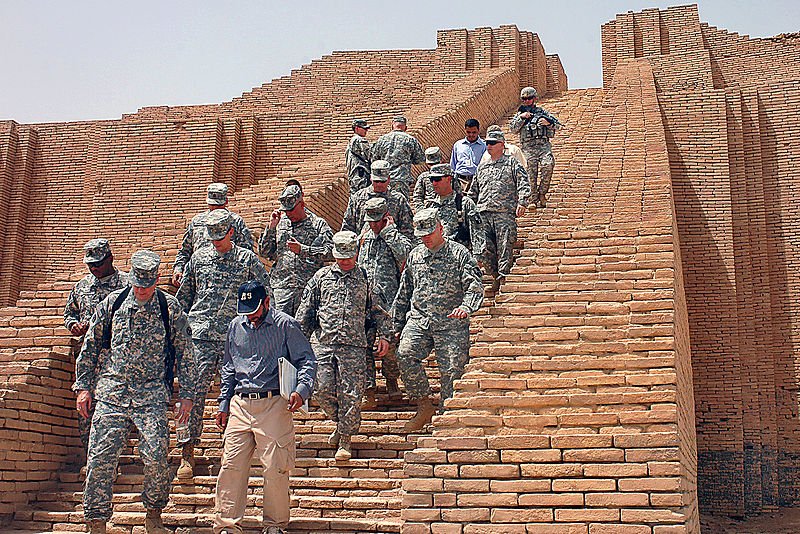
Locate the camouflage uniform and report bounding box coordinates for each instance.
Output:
[64,265,129,452]
[509,94,558,199]
[173,209,254,277]
[346,120,372,195]
[357,199,413,389]
[370,120,425,200]
[392,210,484,403]
[342,184,415,242]
[428,191,484,255]
[470,143,531,277]
[259,208,333,317]
[176,212,272,445]
[73,250,197,522]
[296,235,391,439]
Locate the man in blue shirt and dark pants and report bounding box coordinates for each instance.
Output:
[449,118,487,192]
[213,280,316,534]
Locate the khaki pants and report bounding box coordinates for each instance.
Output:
[213,395,295,533]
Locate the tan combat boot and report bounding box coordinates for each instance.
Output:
[362,388,378,410]
[87,520,107,534]
[327,428,340,447]
[144,509,172,534]
[335,434,352,461]
[176,443,194,479]
[404,397,436,432]
[386,378,401,398]
[538,193,547,208]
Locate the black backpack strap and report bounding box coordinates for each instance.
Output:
[156,289,171,348]
[455,191,463,214]
[156,289,176,395]
[102,287,131,350]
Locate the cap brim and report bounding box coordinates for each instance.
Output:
[414,227,436,237]
[83,253,109,264]
[425,159,440,164]
[130,275,157,288]
[371,175,389,182]
[364,213,386,222]
[333,250,357,259]
[206,197,226,206]
[237,298,263,315]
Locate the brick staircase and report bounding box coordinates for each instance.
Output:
[2,86,618,534]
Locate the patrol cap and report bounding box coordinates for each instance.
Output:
[371,160,391,182]
[332,230,359,259]
[413,208,440,237]
[237,280,267,315]
[207,182,229,206]
[486,130,506,143]
[279,184,302,211]
[83,238,111,264]
[520,86,538,99]
[428,163,453,178]
[425,146,442,164]
[486,124,502,133]
[393,115,407,124]
[205,209,233,241]
[130,250,160,288]
[352,118,370,129]
[364,197,389,222]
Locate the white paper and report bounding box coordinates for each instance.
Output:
[278,357,309,414]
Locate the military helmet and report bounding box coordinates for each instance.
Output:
[520,86,538,99]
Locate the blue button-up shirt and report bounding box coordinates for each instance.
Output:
[218,308,316,413]
[450,137,487,177]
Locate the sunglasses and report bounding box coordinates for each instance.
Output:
[486,140,500,145]
[429,175,448,182]
[522,97,535,101]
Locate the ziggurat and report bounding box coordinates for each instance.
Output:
[2,4,800,533]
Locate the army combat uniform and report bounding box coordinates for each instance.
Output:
[176,210,272,476]
[369,116,425,200]
[64,240,129,453]
[422,164,484,255]
[296,231,392,460]
[357,198,413,396]
[470,131,531,279]
[173,183,254,280]
[342,162,415,242]
[509,87,558,206]
[392,209,484,415]
[258,184,333,317]
[346,119,372,195]
[73,250,197,527]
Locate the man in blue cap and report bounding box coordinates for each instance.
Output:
[213,280,316,534]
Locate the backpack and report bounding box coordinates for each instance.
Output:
[101,287,176,394]
[453,192,471,245]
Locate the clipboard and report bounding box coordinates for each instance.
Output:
[278,357,309,415]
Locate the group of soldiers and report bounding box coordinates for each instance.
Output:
[65,86,558,533]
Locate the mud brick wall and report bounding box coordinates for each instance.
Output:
[546,54,568,96]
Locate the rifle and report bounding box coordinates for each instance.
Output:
[518,105,566,135]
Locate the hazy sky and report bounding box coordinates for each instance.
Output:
[2,1,798,124]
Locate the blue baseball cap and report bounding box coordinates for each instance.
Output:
[237,280,267,315]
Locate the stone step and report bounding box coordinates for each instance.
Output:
[12,510,401,533]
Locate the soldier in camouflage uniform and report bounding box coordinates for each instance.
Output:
[176,209,272,478]
[64,239,130,457]
[357,197,413,408]
[342,160,415,241]
[470,129,531,290]
[258,184,333,316]
[369,115,425,200]
[346,118,372,196]
[74,249,197,534]
[172,182,254,287]
[509,86,559,208]
[412,146,442,212]
[296,231,392,461]
[423,164,484,255]
[392,209,484,431]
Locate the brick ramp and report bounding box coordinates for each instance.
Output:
[401,60,700,533]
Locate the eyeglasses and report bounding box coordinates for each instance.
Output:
[522,97,535,101]
[429,175,448,182]
[486,140,500,146]
[87,257,108,268]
